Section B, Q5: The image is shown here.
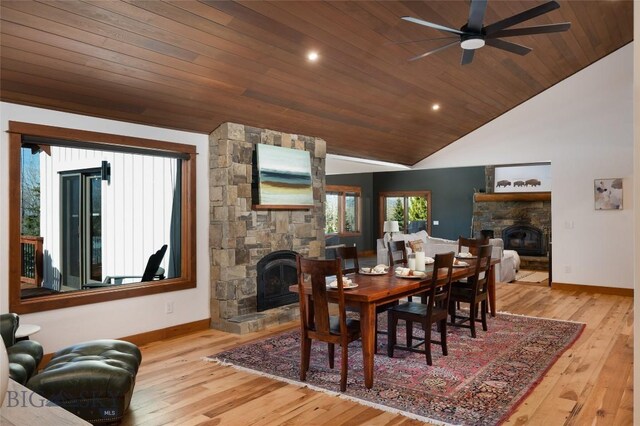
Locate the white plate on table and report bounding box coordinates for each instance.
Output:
[395,272,427,279]
[328,281,358,289]
[452,261,470,268]
[456,253,476,259]
[359,269,388,276]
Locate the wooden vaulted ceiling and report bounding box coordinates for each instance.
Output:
[0,1,633,166]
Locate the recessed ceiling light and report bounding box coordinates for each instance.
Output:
[307,51,319,62]
[432,104,440,111]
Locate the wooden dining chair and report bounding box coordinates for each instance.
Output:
[457,236,489,256]
[336,245,359,274]
[387,240,408,267]
[449,244,492,338]
[452,236,490,306]
[387,252,455,365]
[296,255,361,392]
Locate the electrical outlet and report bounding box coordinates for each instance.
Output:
[564,265,571,274]
[165,301,174,314]
[433,220,439,225]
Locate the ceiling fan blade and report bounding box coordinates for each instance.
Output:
[408,40,459,61]
[485,38,532,56]
[483,1,560,35]
[461,49,476,65]
[385,35,458,46]
[467,0,488,32]
[486,23,571,38]
[402,16,466,35]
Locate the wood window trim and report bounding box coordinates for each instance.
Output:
[378,191,432,237]
[326,185,362,237]
[7,121,197,314]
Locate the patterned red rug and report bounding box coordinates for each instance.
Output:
[210,312,584,425]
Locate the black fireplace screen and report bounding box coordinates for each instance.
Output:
[256,250,299,312]
[502,225,546,256]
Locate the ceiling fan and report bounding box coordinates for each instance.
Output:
[402,0,571,65]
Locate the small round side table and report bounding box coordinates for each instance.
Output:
[15,324,41,341]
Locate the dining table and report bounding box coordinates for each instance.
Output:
[289,257,500,389]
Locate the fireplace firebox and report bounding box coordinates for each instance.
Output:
[257,250,299,312]
[502,225,546,256]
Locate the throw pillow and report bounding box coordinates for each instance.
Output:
[408,239,424,253]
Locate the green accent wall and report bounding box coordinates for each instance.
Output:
[327,166,485,252]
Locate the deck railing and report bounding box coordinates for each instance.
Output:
[20,235,43,286]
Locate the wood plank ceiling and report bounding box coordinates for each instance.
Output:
[0,1,633,166]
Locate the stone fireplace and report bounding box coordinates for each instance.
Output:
[256,250,298,312]
[502,224,545,256]
[209,123,326,334]
[473,166,551,268]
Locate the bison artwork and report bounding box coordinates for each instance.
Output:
[496,180,511,188]
[525,179,541,187]
[513,180,525,187]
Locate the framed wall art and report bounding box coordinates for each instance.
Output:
[493,162,551,193]
[594,178,623,210]
[255,144,313,208]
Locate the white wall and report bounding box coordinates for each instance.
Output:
[413,44,634,289]
[0,102,210,352]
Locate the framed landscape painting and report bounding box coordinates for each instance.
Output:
[256,144,313,206]
[493,163,551,193]
[594,178,623,210]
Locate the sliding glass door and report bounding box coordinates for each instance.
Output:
[61,170,102,289]
[379,191,431,236]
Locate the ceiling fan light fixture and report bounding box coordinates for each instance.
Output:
[460,37,485,50]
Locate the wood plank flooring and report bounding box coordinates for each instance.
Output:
[122,282,633,425]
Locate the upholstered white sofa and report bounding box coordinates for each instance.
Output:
[376,230,520,283]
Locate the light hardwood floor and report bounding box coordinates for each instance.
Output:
[122,282,633,426]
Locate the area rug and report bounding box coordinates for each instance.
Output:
[514,270,535,281]
[518,271,549,283]
[209,312,584,426]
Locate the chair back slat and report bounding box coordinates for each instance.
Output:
[336,246,359,274]
[426,252,455,315]
[468,245,492,295]
[457,236,489,256]
[387,240,407,267]
[297,256,346,337]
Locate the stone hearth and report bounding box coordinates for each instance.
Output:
[209,123,326,334]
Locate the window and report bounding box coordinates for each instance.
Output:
[325,185,361,235]
[8,121,196,314]
[379,191,431,236]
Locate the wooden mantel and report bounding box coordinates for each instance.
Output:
[474,192,551,202]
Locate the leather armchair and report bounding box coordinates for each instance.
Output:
[0,313,44,385]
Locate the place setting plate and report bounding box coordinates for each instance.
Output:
[359,269,388,276]
[394,267,427,279]
[455,253,477,260]
[327,279,358,289]
[395,274,426,279]
[358,264,389,275]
